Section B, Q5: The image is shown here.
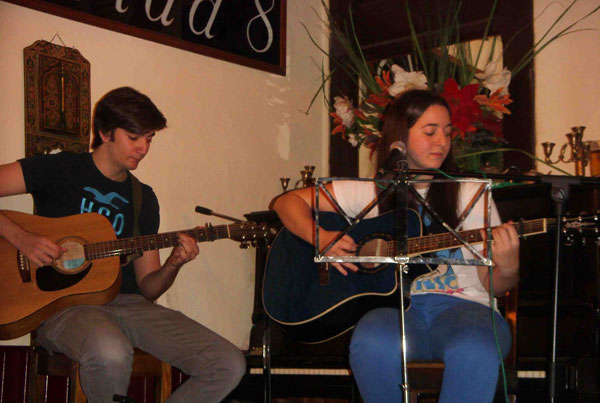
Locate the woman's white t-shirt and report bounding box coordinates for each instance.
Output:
[331,179,501,307]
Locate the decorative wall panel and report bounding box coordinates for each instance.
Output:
[24,40,90,156]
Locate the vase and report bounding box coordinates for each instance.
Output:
[481,149,504,172]
[453,143,503,172]
[458,153,481,172]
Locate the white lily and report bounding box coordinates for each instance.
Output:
[347,133,359,147]
[476,62,511,95]
[388,65,428,96]
[333,96,354,128]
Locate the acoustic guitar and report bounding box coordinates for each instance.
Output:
[263,210,597,343]
[0,210,276,340]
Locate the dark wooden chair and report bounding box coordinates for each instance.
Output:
[27,346,172,403]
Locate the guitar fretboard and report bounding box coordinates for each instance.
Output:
[388,218,553,256]
[83,224,265,260]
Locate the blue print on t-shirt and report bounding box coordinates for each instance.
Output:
[83,187,128,208]
[81,187,129,235]
[411,248,462,293]
[411,210,462,294]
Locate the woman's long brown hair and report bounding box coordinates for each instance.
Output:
[376,89,459,229]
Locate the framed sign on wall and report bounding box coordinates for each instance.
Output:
[8,0,287,76]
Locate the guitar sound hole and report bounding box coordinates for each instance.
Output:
[36,264,91,291]
[55,236,88,273]
[357,235,391,274]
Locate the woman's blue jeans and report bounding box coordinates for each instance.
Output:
[349,293,511,403]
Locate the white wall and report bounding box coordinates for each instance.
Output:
[0,0,330,347]
[534,0,600,175]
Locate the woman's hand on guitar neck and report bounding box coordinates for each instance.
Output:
[488,222,520,273]
[478,221,520,295]
[318,230,359,276]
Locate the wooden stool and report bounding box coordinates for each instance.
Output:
[27,347,172,403]
[407,361,445,402]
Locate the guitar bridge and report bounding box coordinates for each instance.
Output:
[16,251,31,283]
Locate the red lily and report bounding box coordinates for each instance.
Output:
[375,70,393,93]
[441,78,482,139]
[330,112,346,138]
[474,88,513,115]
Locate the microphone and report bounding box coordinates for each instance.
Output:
[195,206,243,223]
[376,141,407,178]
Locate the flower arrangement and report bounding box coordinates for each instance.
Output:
[309,0,599,171]
[330,60,513,170]
[331,64,511,145]
[330,64,432,148]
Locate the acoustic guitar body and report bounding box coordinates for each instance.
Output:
[0,211,121,339]
[263,207,560,343]
[263,211,423,343]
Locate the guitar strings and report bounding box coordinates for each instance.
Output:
[379,219,549,257]
[83,223,271,260]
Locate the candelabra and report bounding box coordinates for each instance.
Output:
[279,165,316,192]
[541,126,592,176]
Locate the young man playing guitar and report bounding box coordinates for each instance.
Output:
[0,87,245,402]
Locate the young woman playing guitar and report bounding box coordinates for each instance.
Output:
[272,89,520,403]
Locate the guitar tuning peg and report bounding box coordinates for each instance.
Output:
[239,242,250,249]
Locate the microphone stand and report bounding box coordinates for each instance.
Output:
[393,158,411,401]
[541,176,582,403]
[195,205,244,223]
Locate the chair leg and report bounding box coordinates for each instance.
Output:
[35,376,47,403]
[70,362,87,403]
[26,348,53,403]
[26,348,41,403]
[160,362,172,402]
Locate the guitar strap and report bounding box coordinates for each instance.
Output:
[128,172,142,237]
[456,184,486,230]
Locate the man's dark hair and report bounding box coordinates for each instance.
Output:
[91,87,167,149]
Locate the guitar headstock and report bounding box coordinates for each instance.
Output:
[562,214,600,244]
[232,221,279,248]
